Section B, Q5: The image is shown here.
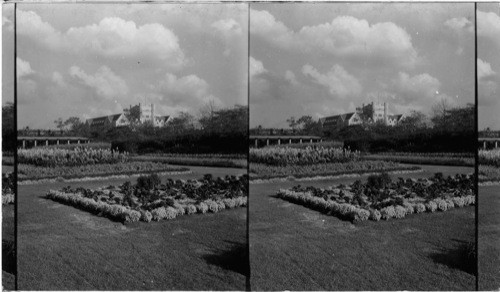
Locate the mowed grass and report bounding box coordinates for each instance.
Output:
[18,166,248,290]
[479,185,500,290]
[250,165,475,290]
[2,204,15,290]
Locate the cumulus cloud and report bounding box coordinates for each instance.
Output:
[285,70,299,86]
[478,58,496,80]
[211,18,242,37]
[2,16,13,31]
[393,72,441,102]
[156,73,222,108]
[17,58,35,78]
[51,71,65,87]
[478,10,500,47]
[302,64,362,98]
[445,17,473,32]
[18,10,186,68]
[69,66,129,99]
[250,57,267,78]
[251,9,418,68]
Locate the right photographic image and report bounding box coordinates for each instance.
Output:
[478,3,500,291]
[249,3,476,291]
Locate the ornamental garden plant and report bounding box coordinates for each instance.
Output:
[276,172,475,223]
[2,173,15,205]
[249,145,420,180]
[45,173,248,223]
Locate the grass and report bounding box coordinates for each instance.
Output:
[2,204,15,290]
[132,155,247,169]
[250,165,475,290]
[364,154,474,167]
[18,167,247,290]
[479,185,500,290]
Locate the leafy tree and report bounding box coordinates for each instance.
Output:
[287,116,299,131]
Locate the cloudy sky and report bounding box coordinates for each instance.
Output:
[478,3,500,130]
[250,3,475,128]
[3,3,247,129]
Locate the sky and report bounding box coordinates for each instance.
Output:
[250,3,475,128]
[478,3,500,130]
[3,3,248,129]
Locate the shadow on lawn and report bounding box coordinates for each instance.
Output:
[429,239,476,275]
[203,241,249,276]
[2,239,16,275]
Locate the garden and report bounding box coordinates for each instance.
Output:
[17,146,190,182]
[479,149,500,183]
[276,172,475,223]
[2,172,15,205]
[45,173,248,223]
[249,146,421,181]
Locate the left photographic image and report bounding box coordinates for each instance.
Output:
[2,3,16,291]
[13,3,249,290]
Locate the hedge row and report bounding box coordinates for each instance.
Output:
[45,190,247,223]
[276,189,475,223]
[111,133,247,155]
[344,131,475,153]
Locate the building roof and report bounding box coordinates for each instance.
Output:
[321,112,356,124]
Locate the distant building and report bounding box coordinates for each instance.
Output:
[87,103,170,130]
[320,102,405,132]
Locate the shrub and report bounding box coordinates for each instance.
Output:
[414,203,426,214]
[136,173,162,190]
[369,209,381,221]
[222,198,236,209]
[185,204,197,215]
[394,206,406,219]
[464,195,475,206]
[425,201,438,212]
[380,206,396,220]
[206,200,219,213]
[196,202,209,214]
[352,208,370,222]
[165,207,178,220]
[217,201,226,211]
[124,210,141,223]
[151,207,167,221]
[445,199,455,209]
[435,199,448,211]
[452,197,465,208]
[403,202,414,215]
[140,210,153,222]
[173,203,186,216]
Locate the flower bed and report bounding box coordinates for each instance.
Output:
[250,160,420,180]
[364,154,473,167]
[45,174,248,223]
[276,173,475,223]
[2,173,15,205]
[18,162,189,181]
[479,165,500,183]
[250,146,360,166]
[479,149,500,167]
[132,156,247,169]
[18,146,128,167]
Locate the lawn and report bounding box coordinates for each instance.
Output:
[2,204,15,291]
[18,166,248,290]
[479,185,500,290]
[250,165,475,290]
